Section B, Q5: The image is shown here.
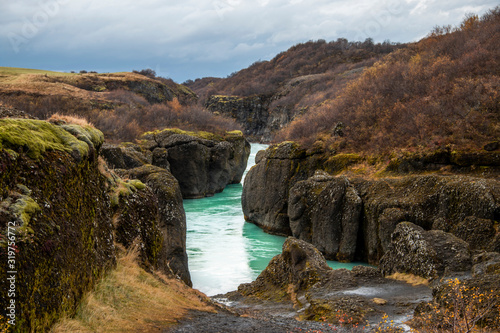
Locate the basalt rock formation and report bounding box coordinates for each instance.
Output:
[379,222,472,279]
[242,143,500,265]
[119,165,191,286]
[205,95,301,143]
[141,129,250,199]
[232,237,431,326]
[0,119,185,332]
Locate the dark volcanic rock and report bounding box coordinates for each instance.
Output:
[379,222,472,279]
[205,95,271,141]
[113,183,164,269]
[238,237,333,300]
[100,143,152,169]
[356,175,500,263]
[229,237,431,328]
[450,216,498,252]
[288,171,362,261]
[142,129,250,199]
[0,120,114,332]
[243,145,500,265]
[121,164,191,286]
[242,142,321,235]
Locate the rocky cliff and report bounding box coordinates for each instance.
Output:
[206,95,300,142]
[0,119,187,332]
[242,143,500,265]
[139,128,250,198]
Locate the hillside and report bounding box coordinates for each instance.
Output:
[186,39,404,141]
[0,68,239,142]
[278,8,500,154]
[188,8,499,150]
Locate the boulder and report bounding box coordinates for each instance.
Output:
[238,237,333,300]
[356,175,500,263]
[451,216,498,252]
[379,222,472,279]
[288,171,362,261]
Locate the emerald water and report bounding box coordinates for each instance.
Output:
[184,143,367,296]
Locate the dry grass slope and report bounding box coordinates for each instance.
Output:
[52,246,216,333]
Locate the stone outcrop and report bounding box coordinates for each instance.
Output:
[0,120,112,331]
[242,143,500,265]
[288,171,362,262]
[120,165,191,286]
[0,119,188,332]
[379,222,472,279]
[232,237,430,326]
[141,129,250,198]
[238,237,334,300]
[205,96,271,141]
[100,143,152,169]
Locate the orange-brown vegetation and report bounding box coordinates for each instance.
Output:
[277,8,500,153]
[187,38,404,102]
[52,245,216,333]
[0,70,240,142]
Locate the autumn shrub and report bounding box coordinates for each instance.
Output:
[106,89,149,106]
[186,38,404,102]
[277,7,500,154]
[410,278,500,332]
[1,93,239,143]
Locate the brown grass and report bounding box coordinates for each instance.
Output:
[386,272,429,287]
[48,113,93,127]
[51,246,216,333]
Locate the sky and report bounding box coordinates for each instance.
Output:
[1,0,497,83]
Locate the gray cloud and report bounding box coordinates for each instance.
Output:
[1,0,497,81]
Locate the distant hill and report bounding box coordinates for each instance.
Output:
[0,68,239,141]
[187,7,500,153]
[278,8,500,153]
[186,38,404,141]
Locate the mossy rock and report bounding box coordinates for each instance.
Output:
[0,148,115,332]
[0,119,103,160]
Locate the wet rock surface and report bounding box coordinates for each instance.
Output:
[201,238,433,331]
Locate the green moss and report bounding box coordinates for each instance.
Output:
[109,179,146,208]
[325,153,362,172]
[129,179,146,190]
[143,128,228,142]
[0,119,103,160]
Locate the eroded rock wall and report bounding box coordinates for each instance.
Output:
[0,119,186,332]
[242,143,500,265]
[141,129,250,199]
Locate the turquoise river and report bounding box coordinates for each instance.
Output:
[184,143,367,296]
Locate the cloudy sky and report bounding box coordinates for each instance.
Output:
[1,0,497,82]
